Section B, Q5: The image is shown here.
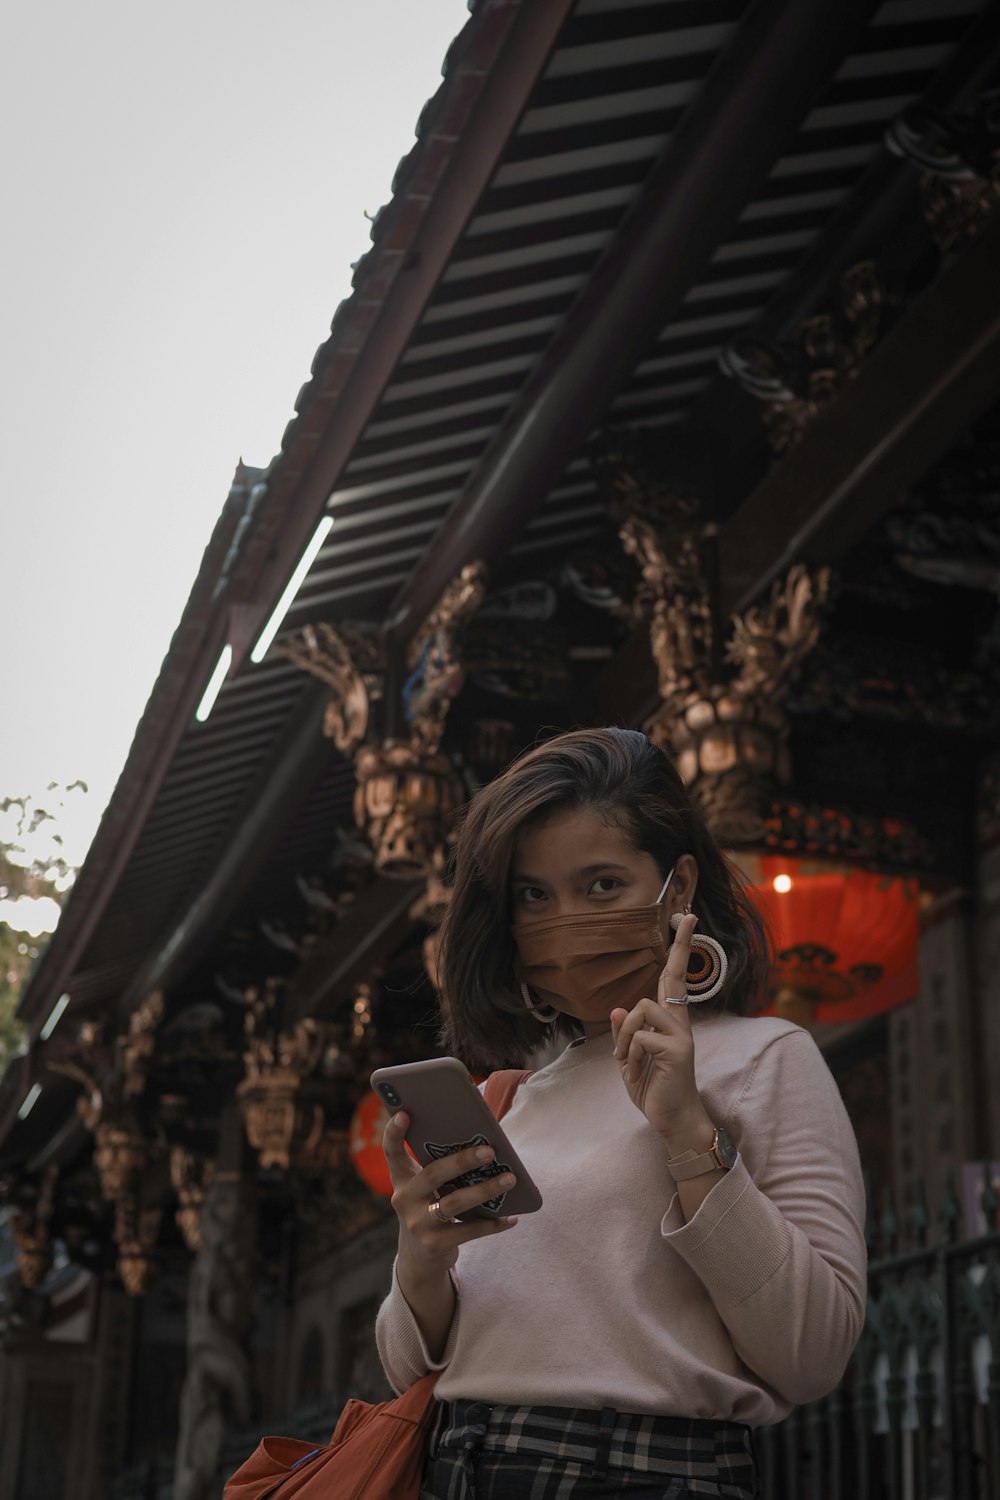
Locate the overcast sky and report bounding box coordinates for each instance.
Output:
[1,0,469,868]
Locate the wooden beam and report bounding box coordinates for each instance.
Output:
[596,212,1000,727]
[385,0,877,646]
[719,210,1000,616]
[679,1,1000,515]
[286,877,423,1023]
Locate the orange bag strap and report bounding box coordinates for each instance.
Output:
[482,1068,532,1120]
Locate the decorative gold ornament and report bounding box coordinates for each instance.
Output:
[410,874,452,992]
[353,740,462,879]
[49,1059,104,1132]
[237,1068,301,1171]
[169,1147,216,1252]
[885,92,1000,253]
[276,622,383,752]
[122,989,164,1099]
[13,1166,58,1290]
[621,510,828,845]
[351,982,374,1041]
[920,170,1000,252]
[725,564,828,699]
[48,1012,165,1291]
[237,988,340,1172]
[720,260,889,454]
[405,562,488,755]
[115,1195,162,1297]
[94,1123,149,1202]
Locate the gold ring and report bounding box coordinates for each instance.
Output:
[428,1200,461,1227]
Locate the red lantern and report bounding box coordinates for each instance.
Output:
[748,856,920,1025]
[349,1090,393,1197]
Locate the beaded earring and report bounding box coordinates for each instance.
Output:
[669,906,729,1001]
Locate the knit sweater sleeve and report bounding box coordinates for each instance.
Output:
[375,1265,461,1396]
[662,1026,867,1406]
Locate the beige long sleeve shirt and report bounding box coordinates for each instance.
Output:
[376,1012,867,1425]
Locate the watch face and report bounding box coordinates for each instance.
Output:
[716,1128,738,1169]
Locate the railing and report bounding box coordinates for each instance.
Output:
[756,1169,1000,1500]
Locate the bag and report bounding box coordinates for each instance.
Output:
[223,1068,532,1500]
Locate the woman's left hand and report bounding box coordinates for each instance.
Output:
[610,913,713,1147]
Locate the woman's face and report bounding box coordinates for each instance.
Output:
[511,806,694,924]
[510,807,697,1035]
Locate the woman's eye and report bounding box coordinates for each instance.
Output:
[590,877,621,894]
[517,886,546,904]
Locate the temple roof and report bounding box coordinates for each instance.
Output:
[3,0,998,1179]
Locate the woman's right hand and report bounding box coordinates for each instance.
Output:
[382,1110,519,1281]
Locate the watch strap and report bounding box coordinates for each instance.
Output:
[667,1128,730,1181]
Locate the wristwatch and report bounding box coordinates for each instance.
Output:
[667,1126,738,1181]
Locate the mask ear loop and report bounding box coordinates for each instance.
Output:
[519,981,560,1024]
[654,864,691,1007]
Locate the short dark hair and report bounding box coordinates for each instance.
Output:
[437,726,770,1069]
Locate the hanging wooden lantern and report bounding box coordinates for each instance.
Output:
[748,856,920,1026]
[349,1090,394,1198]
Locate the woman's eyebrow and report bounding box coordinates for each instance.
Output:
[511,862,631,882]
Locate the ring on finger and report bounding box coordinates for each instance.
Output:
[428,1199,462,1227]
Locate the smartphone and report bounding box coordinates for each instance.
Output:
[370,1057,542,1219]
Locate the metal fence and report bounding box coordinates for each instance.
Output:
[755,1169,1000,1500]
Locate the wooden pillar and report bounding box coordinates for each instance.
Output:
[173,1105,257,1500]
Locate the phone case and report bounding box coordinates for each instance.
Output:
[370,1057,543,1219]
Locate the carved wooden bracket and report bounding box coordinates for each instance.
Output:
[49,1006,166,1295]
[236,984,343,1172]
[115,1195,162,1297]
[720,260,890,454]
[621,508,828,844]
[122,989,164,1100]
[409,873,452,992]
[886,91,1000,253]
[12,1165,58,1290]
[353,740,462,879]
[275,621,384,753]
[169,1146,216,1253]
[94,1122,149,1202]
[404,561,488,755]
[276,564,485,879]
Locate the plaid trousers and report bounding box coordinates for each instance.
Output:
[421,1399,758,1500]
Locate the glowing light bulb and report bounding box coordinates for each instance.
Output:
[773,873,793,894]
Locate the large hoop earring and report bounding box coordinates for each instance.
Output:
[670,908,728,1001]
[520,982,559,1024]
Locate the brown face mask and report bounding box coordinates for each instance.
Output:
[512,870,673,1023]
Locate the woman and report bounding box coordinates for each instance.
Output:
[377,728,867,1498]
